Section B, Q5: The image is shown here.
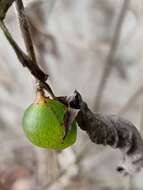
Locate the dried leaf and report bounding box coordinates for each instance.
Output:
[69,91,143,175]
[63,94,79,140]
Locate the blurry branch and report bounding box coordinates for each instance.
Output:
[127,175,134,190]
[119,86,143,115]
[14,0,55,98]
[0,98,23,111]
[0,0,15,20]
[43,141,90,189]
[94,0,130,112]
[15,0,36,64]
[44,0,56,18]
[0,21,48,82]
[0,73,16,90]
[140,98,143,133]
[0,0,55,98]
[27,0,59,73]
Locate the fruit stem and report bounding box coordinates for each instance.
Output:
[35,87,47,104]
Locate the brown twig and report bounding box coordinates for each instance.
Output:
[94,0,130,112]
[15,0,36,63]
[0,0,55,98]
[0,21,47,82]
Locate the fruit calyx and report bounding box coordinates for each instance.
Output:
[34,89,49,104]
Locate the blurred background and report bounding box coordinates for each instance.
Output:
[0,0,143,189]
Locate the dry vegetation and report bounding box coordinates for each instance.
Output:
[0,0,143,189]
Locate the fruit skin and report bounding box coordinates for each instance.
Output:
[22,98,77,150]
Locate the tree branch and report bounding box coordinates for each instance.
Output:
[15,0,36,63]
[0,0,15,20]
[94,0,130,111]
[0,21,47,81]
[0,0,55,98]
[119,86,143,115]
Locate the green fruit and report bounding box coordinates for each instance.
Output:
[22,94,77,150]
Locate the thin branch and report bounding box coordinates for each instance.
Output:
[0,0,56,98]
[119,86,143,115]
[0,20,55,98]
[43,141,90,189]
[26,0,58,73]
[94,0,130,112]
[0,21,47,81]
[0,98,23,111]
[0,0,15,20]
[14,0,55,97]
[15,0,36,63]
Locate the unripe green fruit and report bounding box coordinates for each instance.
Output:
[22,94,77,150]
